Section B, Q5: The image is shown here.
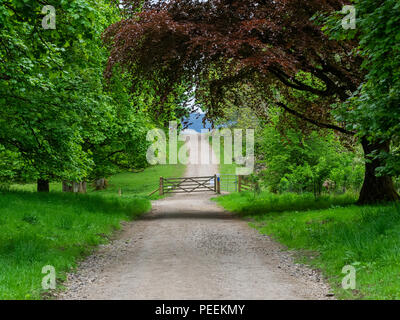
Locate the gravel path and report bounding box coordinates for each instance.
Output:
[58,134,333,300]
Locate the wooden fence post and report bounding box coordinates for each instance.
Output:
[235,175,238,192]
[238,175,242,192]
[159,177,164,196]
[214,174,217,193]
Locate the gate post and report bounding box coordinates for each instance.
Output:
[217,174,221,194]
[214,174,217,193]
[159,177,164,196]
[238,175,242,192]
[235,175,238,192]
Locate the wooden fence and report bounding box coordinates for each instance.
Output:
[238,175,254,192]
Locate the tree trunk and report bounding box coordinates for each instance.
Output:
[78,181,87,193]
[37,178,50,192]
[358,138,400,204]
[62,181,73,192]
[95,178,107,190]
[63,181,86,193]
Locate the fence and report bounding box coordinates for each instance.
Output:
[150,174,253,197]
[159,175,220,195]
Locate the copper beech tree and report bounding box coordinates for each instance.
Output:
[103,0,399,204]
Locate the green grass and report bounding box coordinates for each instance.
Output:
[214,191,356,215]
[0,190,150,300]
[215,191,400,299]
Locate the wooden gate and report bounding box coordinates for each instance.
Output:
[159,175,220,195]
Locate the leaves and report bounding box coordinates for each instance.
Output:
[0,0,154,184]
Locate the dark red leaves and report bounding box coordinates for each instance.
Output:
[103,0,362,130]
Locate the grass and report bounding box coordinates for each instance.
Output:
[214,191,357,214]
[0,190,151,300]
[215,191,400,299]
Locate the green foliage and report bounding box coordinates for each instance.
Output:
[0,0,154,185]
[0,190,150,299]
[259,108,364,194]
[324,0,400,176]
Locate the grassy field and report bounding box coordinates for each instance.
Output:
[0,191,150,300]
[215,191,400,299]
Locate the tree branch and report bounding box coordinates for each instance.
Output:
[276,102,355,135]
[268,67,332,97]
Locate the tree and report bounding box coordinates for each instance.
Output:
[323,0,400,203]
[0,0,154,192]
[258,108,364,194]
[103,0,398,203]
[0,0,111,191]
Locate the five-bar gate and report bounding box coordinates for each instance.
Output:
[159,175,221,195]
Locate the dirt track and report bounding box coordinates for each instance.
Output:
[59,134,332,300]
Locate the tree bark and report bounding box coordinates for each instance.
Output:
[358,138,400,204]
[62,181,73,192]
[37,178,50,192]
[63,181,87,193]
[95,178,107,190]
[78,181,87,193]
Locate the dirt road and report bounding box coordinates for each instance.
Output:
[59,134,332,300]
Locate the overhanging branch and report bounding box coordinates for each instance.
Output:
[276,102,355,136]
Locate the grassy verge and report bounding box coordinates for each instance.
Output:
[214,191,400,299]
[214,191,356,214]
[0,191,150,300]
